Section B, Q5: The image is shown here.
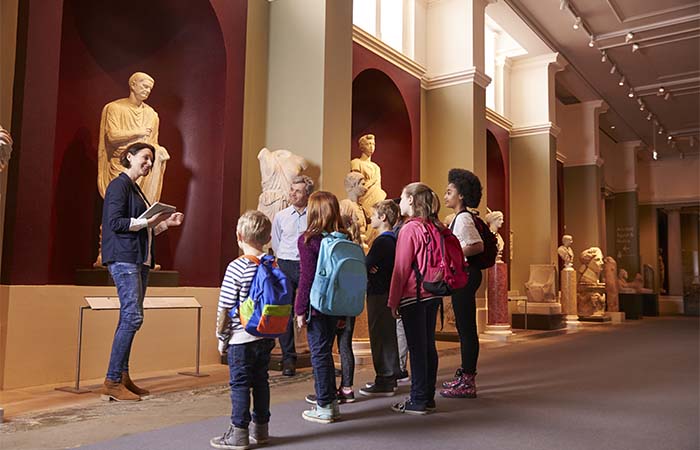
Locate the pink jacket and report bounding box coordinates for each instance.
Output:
[388,219,435,309]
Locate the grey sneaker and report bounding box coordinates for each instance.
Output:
[249,422,269,445]
[359,383,397,397]
[210,424,249,449]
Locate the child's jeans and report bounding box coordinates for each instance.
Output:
[228,339,275,428]
[307,313,338,407]
[367,294,401,386]
[399,298,440,408]
[335,316,356,388]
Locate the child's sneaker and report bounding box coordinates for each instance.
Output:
[359,383,397,397]
[440,372,477,398]
[391,398,429,415]
[249,422,268,445]
[302,400,340,424]
[210,424,249,449]
[305,393,317,405]
[441,368,464,389]
[336,387,355,403]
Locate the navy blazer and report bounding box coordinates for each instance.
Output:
[101,172,155,267]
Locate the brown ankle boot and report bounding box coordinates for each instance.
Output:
[101,378,141,402]
[121,372,150,396]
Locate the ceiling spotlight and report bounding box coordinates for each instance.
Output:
[636,98,643,105]
[601,51,607,62]
[589,36,595,47]
[560,0,569,11]
[652,150,658,160]
[628,88,635,98]
[654,119,659,127]
[625,32,634,43]
[610,125,616,129]
[639,103,645,111]
[658,127,664,135]
[664,92,671,100]
[667,135,673,141]
[573,17,581,30]
[658,87,665,93]
[646,113,653,120]
[610,64,617,74]
[632,43,640,52]
[619,76,626,86]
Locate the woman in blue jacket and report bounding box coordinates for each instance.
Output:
[100,142,184,402]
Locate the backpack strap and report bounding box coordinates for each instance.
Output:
[449,210,469,232]
[238,255,261,265]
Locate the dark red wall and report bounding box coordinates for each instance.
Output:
[3,0,247,286]
[352,43,420,199]
[486,122,510,267]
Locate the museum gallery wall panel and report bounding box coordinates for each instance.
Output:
[3,0,247,286]
[352,42,420,199]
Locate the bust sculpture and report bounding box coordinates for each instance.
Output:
[257,147,308,221]
[578,247,604,285]
[351,134,386,219]
[484,210,505,262]
[557,235,575,269]
[339,171,369,250]
[97,72,169,203]
[0,125,12,172]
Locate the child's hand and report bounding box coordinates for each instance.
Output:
[296,315,306,329]
[391,306,400,319]
[218,340,228,356]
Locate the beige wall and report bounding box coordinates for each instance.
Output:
[637,157,700,205]
[638,205,659,290]
[0,285,222,389]
[510,132,558,292]
[563,164,604,254]
[240,0,270,213]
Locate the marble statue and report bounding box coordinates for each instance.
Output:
[603,256,619,312]
[524,264,557,303]
[257,147,309,221]
[97,72,169,203]
[658,248,666,293]
[618,269,645,293]
[578,247,604,285]
[351,134,386,219]
[0,125,12,172]
[484,210,505,262]
[339,171,369,251]
[557,235,575,269]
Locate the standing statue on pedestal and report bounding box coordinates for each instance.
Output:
[483,210,511,335]
[557,235,575,269]
[257,147,309,222]
[97,72,169,202]
[0,125,12,172]
[339,172,369,251]
[577,247,606,317]
[603,256,620,312]
[484,210,505,262]
[351,134,386,219]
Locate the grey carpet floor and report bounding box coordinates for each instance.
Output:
[78,317,699,450]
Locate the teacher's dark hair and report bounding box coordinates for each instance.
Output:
[120,142,155,168]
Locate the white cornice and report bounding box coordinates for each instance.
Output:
[556,152,567,163]
[510,52,567,71]
[423,67,492,90]
[511,122,561,138]
[564,156,605,168]
[485,107,513,132]
[352,26,426,80]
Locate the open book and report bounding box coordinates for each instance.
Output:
[137,202,177,220]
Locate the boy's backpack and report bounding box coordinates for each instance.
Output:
[235,254,293,338]
[410,218,468,297]
[451,211,498,270]
[310,231,367,317]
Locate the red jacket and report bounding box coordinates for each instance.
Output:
[388,219,438,309]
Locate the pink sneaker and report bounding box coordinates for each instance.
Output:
[441,368,464,389]
[440,373,477,398]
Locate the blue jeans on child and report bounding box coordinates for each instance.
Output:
[399,298,440,408]
[106,262,150,381]
[307,313,338,406]
[228,338,275,428]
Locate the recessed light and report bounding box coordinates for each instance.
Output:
[628,88,635,98]
[632,43,640,53]
[646,113,653,120]
[625,32,634,43]
[619,76,625,86]
[652,150,658,160]
[601,51,607,63]
[658,87,665,93]
[573,17,581,30]
[610,125,616,129]
[667,135,673,141]
[588,36,595,47]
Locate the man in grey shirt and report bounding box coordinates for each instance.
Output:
[271,175,314,376]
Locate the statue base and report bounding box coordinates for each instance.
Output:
[619,293,643,320]
[483,323,513,337]
[76,268,179,287]
[511,313,566,330]
[515,301,562,315]
[560,267,577,316]
[578,315,611,323]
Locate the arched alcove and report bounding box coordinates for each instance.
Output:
[351,69,413,199]
[50,0,226,283]
[486,129,509,264]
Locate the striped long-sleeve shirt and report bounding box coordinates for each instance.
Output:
[216,255,262,345]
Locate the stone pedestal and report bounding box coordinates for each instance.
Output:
[560,267,579,325]
[577,283,607,319]
[485,261,512,336]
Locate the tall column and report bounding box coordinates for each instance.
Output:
[509,53,566,292]
[666,208,683,296]
[265,0,352,195]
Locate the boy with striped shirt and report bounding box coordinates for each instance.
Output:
[211,210,275,450]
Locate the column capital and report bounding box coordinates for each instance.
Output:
[511,52,567,72]
[511,121,561,139]
[423,66,492,90]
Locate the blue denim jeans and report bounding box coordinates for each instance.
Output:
[106,262,150,381]
[228,339,275,428]
[399,298,440,408]
[307,313,338,407]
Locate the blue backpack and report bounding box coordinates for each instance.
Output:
[234,254,293,338]
[310,232,367,317]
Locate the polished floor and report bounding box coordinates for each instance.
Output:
[2,317,698,450]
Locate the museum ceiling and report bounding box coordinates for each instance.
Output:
[505,0,700,159]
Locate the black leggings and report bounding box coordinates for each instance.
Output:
[451,266,482,374]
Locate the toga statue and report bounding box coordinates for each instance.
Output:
[351,134,386,219]
[97,72,169,203]
[339,172,369,251]
[557,235,575,269]
[0,125,12,172]
[484,210,505,262]
[578,247,605,285]
[257,148,308,222]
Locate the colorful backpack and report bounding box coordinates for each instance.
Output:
[310,232,367,317]
[411,218,468,297]
[236,254,293,338]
